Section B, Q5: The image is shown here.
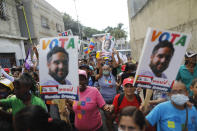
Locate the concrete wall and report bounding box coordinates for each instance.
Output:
[0,0,26,66]
[0,0,21,36]
[17,0,64,45]
[31,0,64,41]
[0,37,26,66]
[128,0,148,18]
[128,0,197,60]
[17,0,36,39]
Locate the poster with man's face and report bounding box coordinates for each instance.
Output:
[102,39,114,52]
[39,36,79,100]
[134,28,191,92]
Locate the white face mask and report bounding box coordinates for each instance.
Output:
[171,94,189,106]
[118,127,124,131]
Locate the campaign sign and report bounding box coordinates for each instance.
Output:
[58,29,73,37]
[39,36,79,100]
[134,28,191,92]
[102,38,115,53]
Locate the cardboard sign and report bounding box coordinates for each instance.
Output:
[102,38,115,52]
[58,29,73,37]
[134,28,191,92]
[39,36,79,100]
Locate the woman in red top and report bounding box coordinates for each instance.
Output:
[111,78,141,123]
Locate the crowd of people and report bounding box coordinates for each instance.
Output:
[0,48,197,131]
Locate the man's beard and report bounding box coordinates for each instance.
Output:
[149,62,168,77]
[49,69,68,83]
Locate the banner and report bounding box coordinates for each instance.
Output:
[39,36,79,100]
[89,38,95,50]
[58,29,73,37]
[25,48,34,70]
[102,36,115,53]
[134,28,191,92]
[83,47,90,54]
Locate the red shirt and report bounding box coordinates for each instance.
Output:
[113,94,140,116]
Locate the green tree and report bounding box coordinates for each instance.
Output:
[63,13,82,36]
[83,27,104,38]
[103,23,127,39]
[63,13,103,39]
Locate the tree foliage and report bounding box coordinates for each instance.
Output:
[83,27,104,38]
[103,23,127,39]
[63,13,82,36]
[63,13,102,39]
[63,13,127,39]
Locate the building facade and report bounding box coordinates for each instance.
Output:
[0,0,64,67]
[128,0,197,60]
[0,0,26,67]
[17,0,64,47]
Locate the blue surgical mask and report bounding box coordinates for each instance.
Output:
[171,94,189,106]
[103,70,110,75]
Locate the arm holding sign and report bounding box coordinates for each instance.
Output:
[139,89,153,113]
[112,49,120,68]
[0,66,14,82]
[32,46,39,72]
[96,58,103,80]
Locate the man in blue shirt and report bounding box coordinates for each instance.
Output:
[146,81,197,131]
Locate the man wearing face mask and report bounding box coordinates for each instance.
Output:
[96,65,117,131]
[146,81,197,131]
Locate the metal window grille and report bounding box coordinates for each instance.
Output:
[0,0,7,20]
[41,16,49,29]
[56,23,61,32]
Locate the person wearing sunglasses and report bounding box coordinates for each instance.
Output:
[109,78,142,130]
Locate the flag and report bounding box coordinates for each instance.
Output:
[89,38,95,50]
[25,48,34,70]
[96,52,100,58]
[83,47,90,54]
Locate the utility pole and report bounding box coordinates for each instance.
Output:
[73,0,81,39]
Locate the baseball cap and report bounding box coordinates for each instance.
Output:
[185,51,197,58]
[78,69,87,78]
[0,78,14,91]
[123,78,134,86]
[4,68,10,73]
[121,65,126,72]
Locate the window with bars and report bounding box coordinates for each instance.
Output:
[0,0,7,20]
[41,16,49,29]
[56,23,62,32]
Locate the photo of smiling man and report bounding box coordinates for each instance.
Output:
[41,46,71,86]
[140,40,175,79]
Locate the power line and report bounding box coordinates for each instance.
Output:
[73,0,81,38]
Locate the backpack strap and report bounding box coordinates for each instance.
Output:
[117,93,141,108]
[134,94,142,104]
[118,93,125,108]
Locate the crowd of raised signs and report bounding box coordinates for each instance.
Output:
[0,48,197,131]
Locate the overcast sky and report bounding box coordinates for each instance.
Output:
[45,0,130,37]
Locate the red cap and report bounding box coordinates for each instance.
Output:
[4,68,10,73]
[123,78,134,86]
[121,65,126,72]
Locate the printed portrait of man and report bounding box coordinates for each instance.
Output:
[102,39,112,52]
[41,46,71,86]
[140,40,175,78]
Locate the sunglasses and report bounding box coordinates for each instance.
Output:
[124,84,135,88]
